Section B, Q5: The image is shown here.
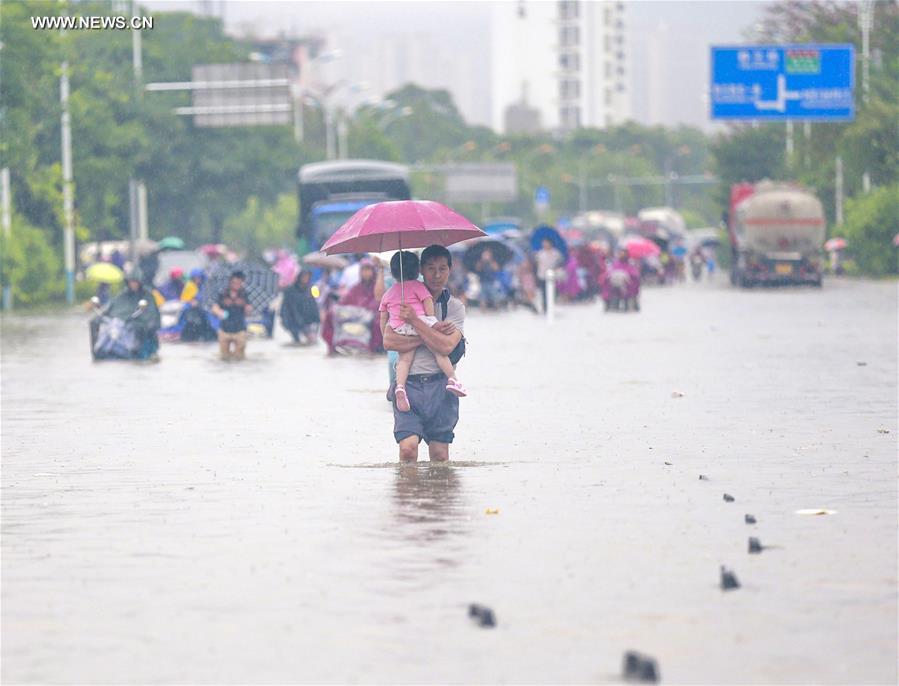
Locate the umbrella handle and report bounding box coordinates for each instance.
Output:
[399,235,405,304]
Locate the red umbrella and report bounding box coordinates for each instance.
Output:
[622,235,661,259]
[322,200,486,299]
[824,237,847,251]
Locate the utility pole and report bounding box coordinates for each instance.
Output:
[859,0,874,193]
[325,108,335,160]
[1,167,11,310]
[785,120,794,166]
[61,60,76,305]
[138,181,148,241]
[859,0,874,104]
[132,17,143,88]
[835,156,844,226]
[337,114,348,159]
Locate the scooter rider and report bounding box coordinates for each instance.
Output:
[104,268,162,359]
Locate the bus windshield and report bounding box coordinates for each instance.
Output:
[311,209,360,249]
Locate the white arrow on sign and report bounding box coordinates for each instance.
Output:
[754,74,801,113]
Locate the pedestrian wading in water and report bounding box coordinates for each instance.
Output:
[382,245,467,463]
[379,249,467,412]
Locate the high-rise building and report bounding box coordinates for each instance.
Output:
[491,0,631,133]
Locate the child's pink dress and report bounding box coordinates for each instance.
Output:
[379,280,438,335]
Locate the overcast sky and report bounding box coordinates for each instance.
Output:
[142,0,772,129]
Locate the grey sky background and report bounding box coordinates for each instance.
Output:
[143,0,772,130]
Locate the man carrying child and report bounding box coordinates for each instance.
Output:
[381,245,467,463]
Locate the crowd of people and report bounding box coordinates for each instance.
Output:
[86,223,714,364]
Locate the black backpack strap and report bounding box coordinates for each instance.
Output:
[436,288,450,320]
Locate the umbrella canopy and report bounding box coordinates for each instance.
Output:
[302,251,349,270]
[321,200,485,255]
[622,235,661,259]
[462,239,514,272]
[273,252,301,288]
[86,262,124,284]
[530,225,569,261]
[824,237,847,251]
[158,236,186,251]
[199,243,227,258]
[894,233,899,247]
[204,261,279,312]
[482,217,523,236]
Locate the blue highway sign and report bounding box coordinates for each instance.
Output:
[710,44,854,121]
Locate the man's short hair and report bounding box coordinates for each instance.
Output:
[420,244,452,269]
[230,270,246,281]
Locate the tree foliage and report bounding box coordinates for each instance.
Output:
[841,185,899,276]
[223,193,298,258]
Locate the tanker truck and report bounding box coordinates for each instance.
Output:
[726,181,825,288]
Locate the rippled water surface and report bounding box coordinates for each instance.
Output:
[2,277,896,684]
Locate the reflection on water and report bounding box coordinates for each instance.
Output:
[392,463,465,542]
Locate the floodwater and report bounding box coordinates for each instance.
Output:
[2,277,896,684]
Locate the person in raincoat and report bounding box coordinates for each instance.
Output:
[601,248,640,305]
[280,270,321,345]
[321,258,385,355]
[104,268,161,359]
[178,268,217,342]
[158,268,185,301]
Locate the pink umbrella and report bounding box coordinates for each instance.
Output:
[322,200,484,254]
[622,236,661,259]
[893,233,899,247]
[322,200,486,298]
[199,243,227,257]
[273,252,300,288]
[824,237,847,251]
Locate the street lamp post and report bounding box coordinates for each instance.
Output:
[61,59,75,305]
[859,0,874,104]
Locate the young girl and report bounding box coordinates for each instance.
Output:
[379,250,467,412]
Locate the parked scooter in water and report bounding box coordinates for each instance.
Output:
[89,296,156,361]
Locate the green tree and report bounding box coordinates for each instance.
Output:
[841,185,899,276]
[223,193,298,258]
[0,216,64,305]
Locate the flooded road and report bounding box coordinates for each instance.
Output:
[2,277,896,684]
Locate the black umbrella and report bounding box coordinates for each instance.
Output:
[462,239,514,272]
[204,261,279,311]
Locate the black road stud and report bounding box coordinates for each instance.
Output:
[468,604,496,628]
[720,566,740,590]
[623,651,660,683]
[748,537,763,554]
[723,493,735,502]
[745,514,757,524]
